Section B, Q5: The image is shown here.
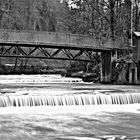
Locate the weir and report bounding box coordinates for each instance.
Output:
[0,76,83,83]
[0,93,140,107]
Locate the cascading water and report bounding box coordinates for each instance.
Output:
[0,75,140,140]
[0,74,83,83]
[0,93,140,107]
[0,75,140,108]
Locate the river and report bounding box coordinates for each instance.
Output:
[0,75,140,140]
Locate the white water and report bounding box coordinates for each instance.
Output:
[0,75,140,139]
[0,74,83,83]
[0,93,140,107]
[0,104,140,115]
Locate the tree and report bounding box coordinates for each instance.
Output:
[67,0,140,47]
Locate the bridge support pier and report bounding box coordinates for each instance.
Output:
[101,51,112,83]
[128,64,138,84]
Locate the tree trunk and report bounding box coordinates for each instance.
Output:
[13,57,18,73]
[135,0,139,31]
[24,58,28,69]
[109,0,115,41]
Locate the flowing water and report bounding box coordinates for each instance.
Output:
[0,75,140,140]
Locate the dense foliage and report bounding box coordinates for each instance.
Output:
[0,0,139,37]
[67,0,140,45]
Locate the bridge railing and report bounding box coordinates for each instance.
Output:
[0,29,125,50]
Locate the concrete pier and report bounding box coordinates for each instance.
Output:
[101,51,112,83]
[129,65,138,84]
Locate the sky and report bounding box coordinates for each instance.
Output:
[60,0,77,8]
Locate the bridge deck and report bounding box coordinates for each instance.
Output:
[0,30,122,51]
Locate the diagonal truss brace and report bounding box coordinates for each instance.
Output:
[0,45,100,62]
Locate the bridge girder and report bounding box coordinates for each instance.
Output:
[0,45,100,62]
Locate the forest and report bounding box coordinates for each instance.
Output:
[0,0,139,43]
[0,0,139,83]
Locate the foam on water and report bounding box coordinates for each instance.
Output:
[0,74,83,83]
[62,135,129,140]
[0,89,92,96]
[0,104,140,115]
[0,74,140,115]
[0,75,140,140]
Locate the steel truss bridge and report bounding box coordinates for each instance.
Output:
[0,29,128,83]
[0,30,125,62]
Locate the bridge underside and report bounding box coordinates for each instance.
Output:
[0,44,101,62]
[0,43,112,83]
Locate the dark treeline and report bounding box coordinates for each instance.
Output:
[67,0,140,45]
[0,0,139,40]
